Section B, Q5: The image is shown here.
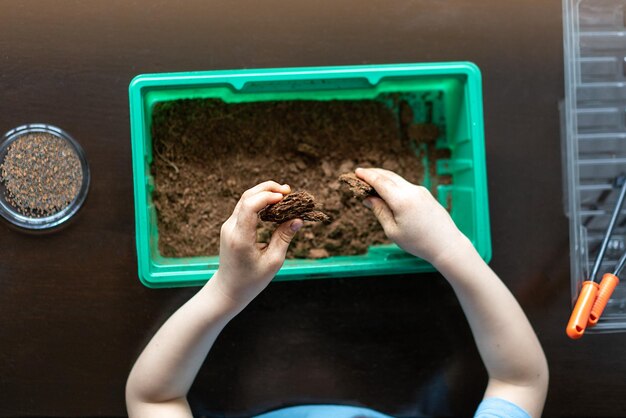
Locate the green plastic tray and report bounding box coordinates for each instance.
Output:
[129,62,491,288]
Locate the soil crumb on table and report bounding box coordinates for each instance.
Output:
[151,98,450,259]
[0,133,82,217]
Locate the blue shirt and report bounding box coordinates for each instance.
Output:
[254,398,531,418]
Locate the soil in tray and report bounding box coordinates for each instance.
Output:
[151,98,451,259]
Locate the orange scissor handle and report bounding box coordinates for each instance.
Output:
[588,273,620,327]
[566,281,599,339]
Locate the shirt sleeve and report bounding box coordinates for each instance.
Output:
[254,404,394,418]
[474,398,532,418]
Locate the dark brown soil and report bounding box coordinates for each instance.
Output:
[0,133,82,217]
[259,191,330,224]
[151,98,450,259]
[339,173,379,199]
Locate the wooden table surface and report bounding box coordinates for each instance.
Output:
[2,1,625,417]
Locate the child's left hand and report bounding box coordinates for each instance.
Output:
[212,181,303,307]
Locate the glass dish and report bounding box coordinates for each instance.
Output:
[0,123,90,231]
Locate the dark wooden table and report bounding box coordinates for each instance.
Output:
[2,1,625,417]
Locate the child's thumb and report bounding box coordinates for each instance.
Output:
[268,218,303,259]
[363,197,396,230]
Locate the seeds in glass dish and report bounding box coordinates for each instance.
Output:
[0,133,83,217]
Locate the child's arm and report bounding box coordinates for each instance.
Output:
[356,168,549,418]
[125,181,303,418]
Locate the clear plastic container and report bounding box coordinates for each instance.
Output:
[563,0,626,332]
[0,124,90,231]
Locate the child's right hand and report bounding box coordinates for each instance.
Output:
[355,167,467,266]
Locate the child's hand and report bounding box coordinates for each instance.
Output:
[212,181,303,306]
[355,167,466,266]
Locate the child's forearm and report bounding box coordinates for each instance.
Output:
[126,273,244,412]
[433,236,548,418]
[125,182,302,418]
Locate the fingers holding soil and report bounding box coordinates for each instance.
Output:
[354,168,400,203]
[259,171,388,225]
[257,172,396,259]
[242,181,290,198]
[238,191,285,219]
[259,191,331,224]
[234,182,290,217]
[338,173,379,199]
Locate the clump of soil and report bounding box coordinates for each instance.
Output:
[259,191,330,223]
[151,98,451,258]
[0,133,82,217]
[399,100,440,144]
[338,173,379,199]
